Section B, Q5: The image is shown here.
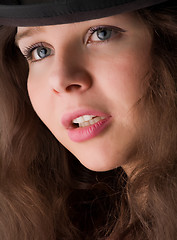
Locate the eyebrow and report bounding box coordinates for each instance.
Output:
[15,27,45,44]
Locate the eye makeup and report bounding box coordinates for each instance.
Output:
[85,25,126,44]
[19,24,126,62]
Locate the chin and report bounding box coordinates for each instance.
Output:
[70,140,137,172]
[73,150,124,172]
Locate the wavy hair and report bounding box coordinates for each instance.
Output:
[0,1,176,239]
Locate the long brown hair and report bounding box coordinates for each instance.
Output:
[0,1,176,239]
[111,2,177,240]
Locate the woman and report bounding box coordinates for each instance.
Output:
[0,0,176,239]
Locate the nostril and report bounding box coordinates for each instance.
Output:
[66,84,81,92]
[50,70,92,94]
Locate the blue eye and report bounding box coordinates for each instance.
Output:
[95,28,112,41]
[23,42,53,62]
[87,25,125,44]
[34,46,51,60]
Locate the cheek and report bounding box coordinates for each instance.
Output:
[115,51,150,97]
[88,31,151,115]
[95,49,151,115]
[27,75,43,111]
[27,72,53,124]
[27,72,67,145]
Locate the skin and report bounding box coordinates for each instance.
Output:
[17,12,152,172]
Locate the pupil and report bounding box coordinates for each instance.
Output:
[97,29,111,40]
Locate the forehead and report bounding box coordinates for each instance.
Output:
[16,26,45,42]
[16,12,148,43]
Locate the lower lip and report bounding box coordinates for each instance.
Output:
[68,117,111,142]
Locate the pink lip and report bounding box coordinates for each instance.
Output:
[61,109,112,142]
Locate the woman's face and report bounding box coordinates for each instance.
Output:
[17,13,152,172]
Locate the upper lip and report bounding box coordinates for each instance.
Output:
[61,108,111,129]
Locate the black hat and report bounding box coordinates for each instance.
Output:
[0,0,168,26]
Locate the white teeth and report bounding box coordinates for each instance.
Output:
[73,115,106,128]
[83,115,95,121]
[73,115,95,124]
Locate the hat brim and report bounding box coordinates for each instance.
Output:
[0,0,168,26]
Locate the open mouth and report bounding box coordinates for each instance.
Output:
[62,110,112,142]
[72,115,106,128]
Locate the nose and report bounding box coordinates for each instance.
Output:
[48,47,92,94]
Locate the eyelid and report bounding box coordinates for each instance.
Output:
[84,25,126,44]
[20,25,126,62]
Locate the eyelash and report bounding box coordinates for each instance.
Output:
[23,42,46,61]
[22,25,125,62]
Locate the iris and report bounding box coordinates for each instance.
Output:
[36,47,51,59]
[97,28,112,41]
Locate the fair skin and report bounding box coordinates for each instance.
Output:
[16,12,152,172]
